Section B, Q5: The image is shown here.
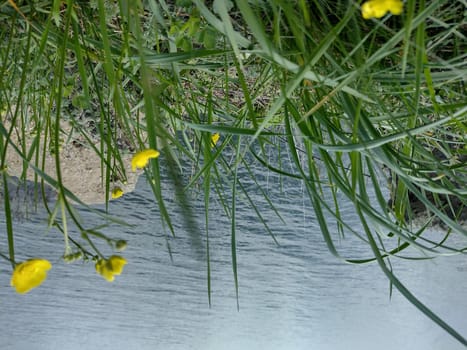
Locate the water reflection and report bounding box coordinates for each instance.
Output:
[0,175,56,221]
[0,154,466,350]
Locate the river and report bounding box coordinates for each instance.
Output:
[0,146,466,350]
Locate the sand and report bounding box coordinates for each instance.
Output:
[2,119,141,205]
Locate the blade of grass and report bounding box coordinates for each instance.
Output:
[358,203,467,346]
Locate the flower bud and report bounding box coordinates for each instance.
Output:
[115,240,127,251]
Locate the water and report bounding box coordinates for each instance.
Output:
[0,150,466,350]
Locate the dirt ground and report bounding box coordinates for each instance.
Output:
[2,120,142,205]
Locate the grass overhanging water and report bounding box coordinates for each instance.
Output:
[0,0,466,345]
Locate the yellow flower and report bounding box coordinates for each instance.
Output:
[361,0,403,19]
[131,149,160,171]
[211,133,220,148]
[111,187,124,199]
[95,255,127,282]
[10,259,52,294]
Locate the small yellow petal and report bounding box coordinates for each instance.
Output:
[10,259,52,294]
[211,133,220,148]
[95,256,127,282]
[107,255,127,275]
[361,0,403,19]
[388,0,403,15]
[111,187,124,199]
[95,259,115,282]
[131,149,160,171]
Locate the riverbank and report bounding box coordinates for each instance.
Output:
[2,120,141,205]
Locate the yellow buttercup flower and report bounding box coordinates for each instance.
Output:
[361,0,403,19]
[131,149,160,171]
[111,187,124,199]
[211,133,220,148]
[95,255,127,282]
[10,259,52,294]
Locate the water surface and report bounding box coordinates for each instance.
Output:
[1,152,466,350]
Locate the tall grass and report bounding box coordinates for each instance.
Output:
[0,0,466,344]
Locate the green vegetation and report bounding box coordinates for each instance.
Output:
[0,0,466,345]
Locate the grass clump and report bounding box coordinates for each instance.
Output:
[0,0,466,345]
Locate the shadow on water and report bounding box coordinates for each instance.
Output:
[0,175,57,222]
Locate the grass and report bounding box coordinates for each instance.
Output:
[0,0,466,345]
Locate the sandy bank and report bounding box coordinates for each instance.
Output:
[2,119,141,205]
